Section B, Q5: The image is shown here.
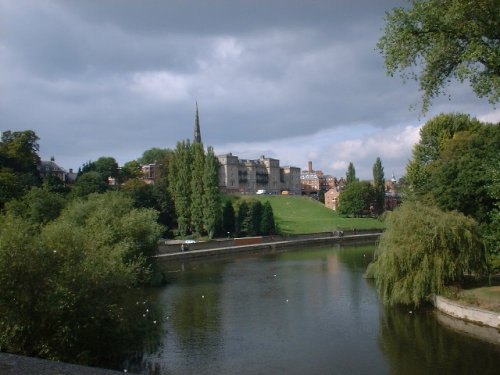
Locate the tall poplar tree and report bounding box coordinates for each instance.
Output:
[168,140,192,237]
[202,147,221,239]
[372,157,385,214]
[190,142,206,235]
[346,162,357,185]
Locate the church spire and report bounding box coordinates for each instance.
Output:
[194,101,202,144]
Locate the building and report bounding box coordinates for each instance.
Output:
[217,153,301,195]
[141,163,156,184]
[324,187,341,211]
[300,161,337,195]
[37,157,67,181]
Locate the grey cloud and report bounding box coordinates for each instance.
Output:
[1,0,497,174]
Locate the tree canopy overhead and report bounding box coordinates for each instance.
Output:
[378,0,500,112]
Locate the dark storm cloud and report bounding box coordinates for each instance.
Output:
[1,0,497,176]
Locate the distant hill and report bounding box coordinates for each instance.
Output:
[243,195,385,235]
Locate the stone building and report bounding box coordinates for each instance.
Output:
[217,153,301,195]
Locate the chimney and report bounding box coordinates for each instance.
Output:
[308,161,313,173]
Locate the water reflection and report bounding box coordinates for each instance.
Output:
[139,245,500,375]
[379,305,500,375]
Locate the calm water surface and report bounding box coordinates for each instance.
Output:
[135,244,500,374]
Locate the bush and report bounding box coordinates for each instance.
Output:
[0,191,164,367]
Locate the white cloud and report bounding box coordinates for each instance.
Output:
[478,109,500,123]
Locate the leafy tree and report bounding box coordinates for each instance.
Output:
[429,125,499,224]
[338,180,374,217]
[406,113,482,193]
[378,0,500,112]
[5,187,66,225]
[346,162,357,185]
[122,179,156,209]
[94,156,119,180]
[0,130,40,173]
[138,147,169,165]
[79,157,119,182]
[71,171,108,198]
[151,160,175,232]
[168,140,192,237]
[221,201,235,236]
[245,199,263,236]
[235,200,249,236]
[0,191,164,366]
[260,201,276,235]
[366,201,487,307]
[190,142,206,235]
[42,174,69,195]
[0,130,41,205]
[202,147,221,239]
[121,160,143,181]
[372,157,385,215]
[0,169,21,209]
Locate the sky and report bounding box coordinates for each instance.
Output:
[1,0,498,180]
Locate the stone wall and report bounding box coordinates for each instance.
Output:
[433,295,500,329]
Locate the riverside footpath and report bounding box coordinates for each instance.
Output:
[153,229,383,262]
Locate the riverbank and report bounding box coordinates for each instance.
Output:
[433,295,500,330]
[153,231,382,262]
[0,352,127,375]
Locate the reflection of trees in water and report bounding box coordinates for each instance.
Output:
[336,245,375,272]
[120,290,164,373]
[379,306,500,375]
[171,262,225,350]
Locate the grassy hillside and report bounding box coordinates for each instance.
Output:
[241,195,385,235]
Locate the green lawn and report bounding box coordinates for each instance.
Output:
[457,286,500,312]
[241,195,385,235]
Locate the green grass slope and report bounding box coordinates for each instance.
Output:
[244,195,385,235]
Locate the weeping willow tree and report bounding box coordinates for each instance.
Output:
[366,201,487,307]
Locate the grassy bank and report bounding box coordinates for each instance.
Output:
[449,286,500,313]
[240,195,385,235]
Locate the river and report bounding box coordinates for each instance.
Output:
[132,244,500,374]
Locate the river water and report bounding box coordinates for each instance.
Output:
[135,244,500,374]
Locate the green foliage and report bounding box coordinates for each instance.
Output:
[168,140,192,237]
[260,201,276,235]
[429,125,499,224]
[61,191,163,261]
[366,202,487,307]
[138,147,169,165]
[121,160,143,181]
[191,143,206,235]
[404,114,499,227]
[338,181,374,217]
[5,187,66,225]
[378,0,500,112]
[372,157,385,215]
[0,191,164,367]
[221,201,235,235]
[122,179,156,209]
[346,162,357,185]
[202,147,221,239]
[0,130,41,205]
[235,200,249,236]
[0,130,40,173]
[71,171,108,198]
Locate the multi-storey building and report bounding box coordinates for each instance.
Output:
[217,153,301,195]
[300,161,337,195]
